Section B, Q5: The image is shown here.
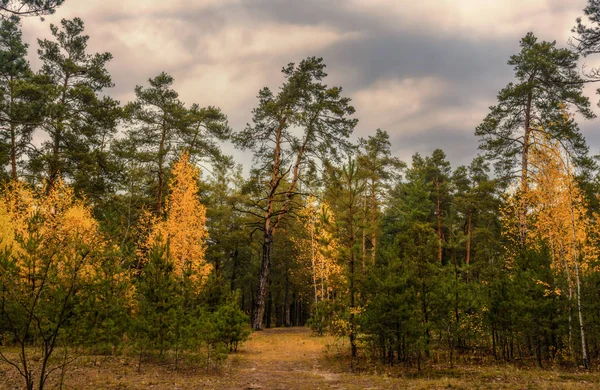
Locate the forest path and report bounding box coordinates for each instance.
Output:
[222,327,352,390]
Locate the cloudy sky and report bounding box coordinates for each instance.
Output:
[18,0,600,169]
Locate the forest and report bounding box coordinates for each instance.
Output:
[3,0,600,389]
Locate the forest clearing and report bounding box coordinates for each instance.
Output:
[6,0,600,389]
[2,327,599,389]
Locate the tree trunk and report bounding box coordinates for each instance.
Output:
[362,194,367,273]
[266,287,273,328]
[349,247,357,358]
[311,215,318,302]
[10,121,17,180]
[465,210,472,265]
[252,232,272,330]
[156,116,167,214]
[370,180,377,265]
[348,177,357,358]
[47,75,70,193]
[9,84,17,180]
[566,169,588,368]
[435,179,443,263]
[575,261,588,368]
[560,245,575,357]
[284,272,291,327]
[520,90,533,243]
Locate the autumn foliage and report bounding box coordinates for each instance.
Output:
[139,152,211,281]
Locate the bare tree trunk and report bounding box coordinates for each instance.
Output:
[559,243,574,357]
[156,116,167,214]
[362,194,367,273]
[47,75,70,193]
[284,272,291,327]
[348,175,358,358]
[520,90,533,243]
[370,180,377,265]
[435,179,443,263]
[311,214,317,303]
[9,85,17,180]
[575,262,588,368]
[350,247,357,358]
[465,210,472,265]
[566,162,588,368]
[252,232,272,330]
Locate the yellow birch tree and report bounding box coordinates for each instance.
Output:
[294,196,344,303]
[500,117,597,367]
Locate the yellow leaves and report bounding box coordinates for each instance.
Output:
[502,111,599,297]
[62,205,96,235]
[349,306,364,316]
[526,134,598,277]
[537,279,562,297]
[141,151,211,283]
[535,279,550,288]
[295,196,344,301]
[0,181,35,248]
[0,177,104,285]
[0,200,14,251]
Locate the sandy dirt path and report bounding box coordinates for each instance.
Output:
[222,327,348,390]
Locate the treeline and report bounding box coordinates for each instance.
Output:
[3,0,600,388]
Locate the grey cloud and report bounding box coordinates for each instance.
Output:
[390,127,480,169]
[17,0,600,172]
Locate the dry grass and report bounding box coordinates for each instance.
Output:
[2,328,600,389]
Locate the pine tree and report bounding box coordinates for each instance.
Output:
[235,57,356,330]
[120,72,229,214]
[452,156,499,267]
[0,0,64,19]
[0,16,38,180]
[357,128,403,266]
[30,17,121,199]
[573,0,600,60]
[476,32,594,241]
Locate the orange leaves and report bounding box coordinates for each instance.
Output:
[141,151,211,282]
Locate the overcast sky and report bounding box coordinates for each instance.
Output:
[18,0,600,170]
